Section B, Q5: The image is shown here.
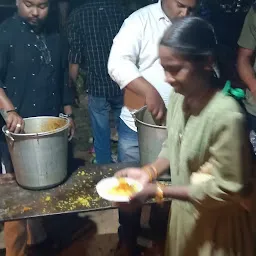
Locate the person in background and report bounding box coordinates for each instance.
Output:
[199,0,253,49]
[0,0,74,255]
[108,0,198,164]
[67,0,130,164]
[117,16,255,256]
[108,0,198,254]
[198,0,254,91]
[237,2,256,133]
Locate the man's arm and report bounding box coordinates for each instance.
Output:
[67,10,83,83]
[62,70,75,139]
[67,9,83,107]
[237,47,256,92]
[237,7,256,93]
[69,63,79,85]
[0,27,24,133]
[108,12,165,119]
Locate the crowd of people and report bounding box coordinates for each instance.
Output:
[0,0,256,255]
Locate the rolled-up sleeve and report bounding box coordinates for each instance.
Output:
[67,10,83,64]
[189,111,253,209]
[238,7,256,50]
[108,12,143,89]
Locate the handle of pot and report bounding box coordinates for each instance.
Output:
[132,105,165,127]
[1,110,15,144]
[131,105,147,120]
[4,130,14,142]
[131,105,147,128]
[59,113,73,141]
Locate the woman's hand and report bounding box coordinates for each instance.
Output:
[116,183,157,212]
[6,112,24,133]
[114,168,156,212]
[115,167,151,186]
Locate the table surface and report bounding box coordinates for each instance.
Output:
[0,163,126,222]
[0,163,171,222]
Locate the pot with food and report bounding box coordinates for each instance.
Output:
[2,116,69,190]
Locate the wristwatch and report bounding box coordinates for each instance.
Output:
[60,113,74,119]
[65,113,74,119]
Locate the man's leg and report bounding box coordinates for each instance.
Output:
[117,119,141,255]
[4,221,27,256]
[88,95,112,164]
[2,141,27,256]
[5,219,47,256]
[26,219,47,246]
[0,141,11,173]
[109,94,124,131]
[118,119,140,163]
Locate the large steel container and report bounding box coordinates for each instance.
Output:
[133,106,171,181]
[2,116,69,190]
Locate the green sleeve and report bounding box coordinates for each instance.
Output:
[238,7,256,50]
[188,111,253,209]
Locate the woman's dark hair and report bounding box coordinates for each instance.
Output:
[160,16,229,87]
[160,16,217,62]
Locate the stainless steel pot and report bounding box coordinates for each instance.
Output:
[2,116,69,190]
[133,106,171,181]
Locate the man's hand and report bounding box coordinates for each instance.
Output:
[6,111,24,133]
[145,86,166,120]
[68,118,76,141]
[126,77,167,121]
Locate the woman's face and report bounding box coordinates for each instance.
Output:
[159,45,211,97]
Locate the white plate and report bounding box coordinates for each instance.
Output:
[96,177,143,202]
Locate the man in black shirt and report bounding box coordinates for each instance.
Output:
[0,0,74,255]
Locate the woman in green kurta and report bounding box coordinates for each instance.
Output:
[116,17,255,256]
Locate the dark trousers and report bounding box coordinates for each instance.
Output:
[0,140,13,173]
[118,209,141,249]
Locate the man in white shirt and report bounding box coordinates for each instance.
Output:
[108,0,198,254]
[108,0,197,164]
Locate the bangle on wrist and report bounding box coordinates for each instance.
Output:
[142,164,158,182]
[142,166,153,182]
[149,165,158,179]
[155,182,164,204]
